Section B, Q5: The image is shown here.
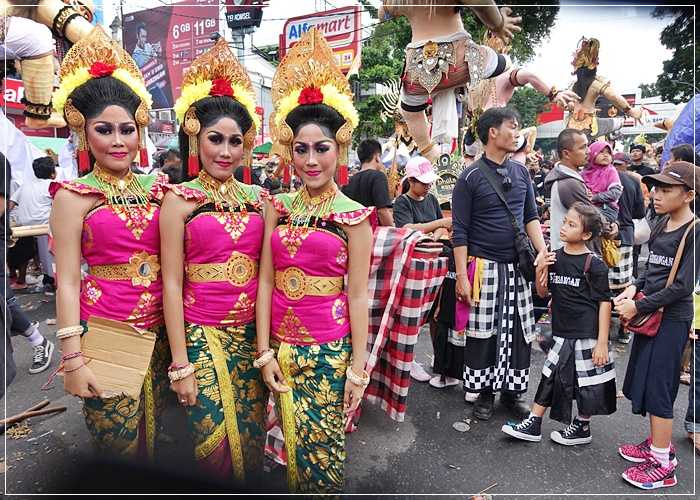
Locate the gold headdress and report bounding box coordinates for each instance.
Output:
[270,28,358,185]
[52,25,152,173]
[571,37,600,71]
[174,38,259,181]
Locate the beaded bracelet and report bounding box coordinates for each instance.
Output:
[64,363,85,374]
[61,351,83,362]
[56,325,84,340]
[346,366,370,387]
[167,363,195,382]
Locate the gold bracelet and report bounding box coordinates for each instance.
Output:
[56,325,84,340]
[346,366,370,387]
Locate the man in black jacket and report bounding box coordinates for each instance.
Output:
[611,152,646,343]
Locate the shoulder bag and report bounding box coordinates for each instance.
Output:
[625,218,698,337]
[477,160,536,282]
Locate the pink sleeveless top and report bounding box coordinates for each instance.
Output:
[166,181,266,327]
[49,173,166,331]
[269,192,374,346]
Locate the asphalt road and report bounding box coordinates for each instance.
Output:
[2,286,698,497]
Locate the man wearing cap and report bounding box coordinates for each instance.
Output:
[611,152,646,343]
[451,107,547,420]
[629,144,657,177]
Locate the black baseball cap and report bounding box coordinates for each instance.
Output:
[629,144,645,153]
[643,161,699,191]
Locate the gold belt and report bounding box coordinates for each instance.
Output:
[88,251,160,288]
[274,266,344,301]
[186,251,257,287]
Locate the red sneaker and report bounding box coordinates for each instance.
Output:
[618,438,677,465]
[622,457,677,490]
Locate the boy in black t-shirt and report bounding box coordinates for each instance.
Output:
[502,203,616,445]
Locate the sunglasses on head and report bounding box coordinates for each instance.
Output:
[496,167,512,192]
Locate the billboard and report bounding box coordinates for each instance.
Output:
[279,6,361,74]
[225,0,267,31]
[122,0,219,110]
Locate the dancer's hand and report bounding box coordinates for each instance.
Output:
[261,359,290,393]
[171,374,198,407]
[494,7,522,44]
[344,378,365,415]
[64,360,103,398]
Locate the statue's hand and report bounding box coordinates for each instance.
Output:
[628,107,647,125]
[494,7,522,44]
[553,90,580,108]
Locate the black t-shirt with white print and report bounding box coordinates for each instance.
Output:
[549,249,612,339]
[635,218,700,321]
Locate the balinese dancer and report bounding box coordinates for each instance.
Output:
[256,28,373,493]
[48,26,170,459]
[379,0,521,164]
[160,38,267,483]
[566,37,645,139]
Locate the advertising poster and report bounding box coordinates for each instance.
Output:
[122,0,219,110]
[279,6,361,74]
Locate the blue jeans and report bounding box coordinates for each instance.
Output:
[685,335,699,433]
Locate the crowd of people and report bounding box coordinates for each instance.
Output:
[1,17,699,498]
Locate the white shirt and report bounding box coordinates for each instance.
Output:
[10,177,53,226]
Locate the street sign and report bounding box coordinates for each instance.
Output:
[279,6,361,74]
[225,0,267,31]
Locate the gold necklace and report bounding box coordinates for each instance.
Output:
[92,164,153,239]
[288,183,337,228]
[197,170,250,213]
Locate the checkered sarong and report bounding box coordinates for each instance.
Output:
[466,259,536,342]
[542,336,616,387]
[463,260,536,393]
[263,397,287,468]
[363,227,448,421]
[608,245,634,290]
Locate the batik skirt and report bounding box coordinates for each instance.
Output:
[272,335,352,494]
[463,260,536,394]
[534,336,617,424]
[184,321,267,483]
[82,325,171,460]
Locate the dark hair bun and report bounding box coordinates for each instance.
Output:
[286,103,344,138]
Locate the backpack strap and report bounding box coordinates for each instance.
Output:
[583,252,593,286]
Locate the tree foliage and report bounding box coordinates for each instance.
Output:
[639,82,659,98]
[353,1,560,141]
[652,6,697,103]
[509,86,549,127]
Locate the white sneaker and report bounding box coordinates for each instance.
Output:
[429,375,460,388]
[410,361,431,382]
[464,392,479,403]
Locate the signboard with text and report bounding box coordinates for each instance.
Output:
[225,0,267,30]
[122,0,219,110]
[279,6,361,74]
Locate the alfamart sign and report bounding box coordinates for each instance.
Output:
[279,6,361,74]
